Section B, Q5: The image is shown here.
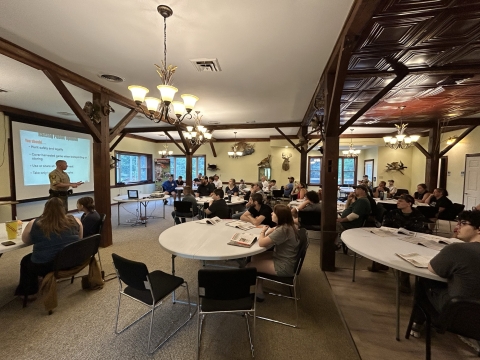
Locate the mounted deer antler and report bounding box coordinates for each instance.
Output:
[282,152,292,171]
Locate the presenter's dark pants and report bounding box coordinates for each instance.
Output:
[49,194,68,212]
[15,253,54,296]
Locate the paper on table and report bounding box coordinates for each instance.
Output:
[364,228,392,237]
[395,253,434,268]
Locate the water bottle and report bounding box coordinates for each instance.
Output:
[379,191,384,200]
[228,194,232,202]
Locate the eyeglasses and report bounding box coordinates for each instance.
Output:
[456,220,472,227]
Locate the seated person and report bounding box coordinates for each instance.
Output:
[213,175,223,189]
[261,176,269,192]
[336,185,371,231]
[193,173,203,185]
[362,175,373,189]
[240,193,275,227]
[284,177,294,197]
[15,197,83,297]
[246,204,300,301]
[373,181,389,199]
[176,175,184,186]
[207,176,216,194]
[268,180,278,191]
[387,179,397,198]
[292,190,321,225]
[195,178,211,197]
[291,182,307,200]
[205,189,229,219]
[411,210,480,337]
[425,188,454,220]
[162,176,177,202]
[317,187,323,201]
[233,182,264,219]
[238,179,248,193]
[171,186,198,224]
[371,194,430,291]
[225,178,239,196]
[77,196,101,237]
[414,183,431,203]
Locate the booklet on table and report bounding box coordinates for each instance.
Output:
[228,233,257,248]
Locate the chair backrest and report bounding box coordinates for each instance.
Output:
[54,234,101,272]
[294,228,309,276]
[298,211,322,227]
[451,203,465,219]
[111,253,150,291]
[395,189,409,197]
[173,201,194,214]
[436,297,480,340]
[272,189,283,198]
[98,213,106,233]
[198,268,257,301]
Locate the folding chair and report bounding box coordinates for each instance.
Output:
[406,296,480,360]
[256,228,309,328]
[173,201,196,225]
[96,213,106,278]
[197,268,257,359]
[111,253,193,354]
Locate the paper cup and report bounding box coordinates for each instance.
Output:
[6,221,18,240]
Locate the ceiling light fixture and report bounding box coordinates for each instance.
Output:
[228,132,243,158]
[128,5,199,125]
[183,111,212,145]
[158,144,173,158]
[383,106,420,150]
[342,129,361,157]
[446,136,457,145]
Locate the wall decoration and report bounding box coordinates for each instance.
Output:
[282,152,292,171]
[233,141,255,156]
[386,161,407,174]
[207,163,220,171]
[257,155,271,168]
[110,156,120,169]
[155,158,171,182]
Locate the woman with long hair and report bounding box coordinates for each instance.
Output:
[15,197,83,297]
[414,183,431,203]
[225,178,239,196]
[292,182,307,200]
[247,204,299,301]
[77,196,101,237]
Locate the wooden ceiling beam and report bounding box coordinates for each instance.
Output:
[351,118,480,128]
[109,133,126,152]
[164,131,186,155]
[124,133,159,143]
[346,64,480,79]
[109,109,137,143]
[439,125,477,157]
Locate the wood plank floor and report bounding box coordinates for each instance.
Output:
[326,251,479,360]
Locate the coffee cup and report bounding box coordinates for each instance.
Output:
[5,220,18,240]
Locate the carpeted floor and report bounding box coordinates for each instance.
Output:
[0,203,359,360]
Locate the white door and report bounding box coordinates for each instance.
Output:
[464,155,480,209]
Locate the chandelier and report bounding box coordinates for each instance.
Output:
[228,132,243,158]
[342,129,361,157]
[158,144,173,158]
[383,106,420,149]
[184,111,212,145]
[128,5,199,125]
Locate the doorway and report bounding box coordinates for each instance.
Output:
[364,159,374,184]
[464,154,480,209]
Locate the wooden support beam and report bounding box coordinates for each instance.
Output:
[109,133,126,152]
[439,125,477,157]
[210,141,217,157]
[425,123,441,191]
[176,126,191,154]
[43,70,101,142]
[299,127,308,184]
[164,131,186,155]
[339,62,409,134]
[207,122,301,130]
[413,142,431,159]
[91,92,112,247]
[275,127,300,152]
[307,138,323,153]
[109,109,137,142]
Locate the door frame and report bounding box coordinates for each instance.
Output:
[463,153,480,207]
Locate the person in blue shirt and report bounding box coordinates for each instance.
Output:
[284,177,294,197]
[162,176,177,203]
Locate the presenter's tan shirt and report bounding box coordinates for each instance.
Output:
[49,169,70,191]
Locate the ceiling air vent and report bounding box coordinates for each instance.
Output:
[190,58,222,72]
[97,73,125,83]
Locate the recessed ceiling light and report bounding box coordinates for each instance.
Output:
[97,73,125,83]
[158,134,165,137]
[57,111,74,116]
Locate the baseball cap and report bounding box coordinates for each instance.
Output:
[288,176,294,180]
[353,184,368,193]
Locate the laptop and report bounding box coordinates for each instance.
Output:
[127,190,139,199]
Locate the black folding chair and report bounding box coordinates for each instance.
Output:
[96,213,106,278]
[197,268,257,359]
[111,253,192,354]
[173,201,196,225]
[256,228,309,328]
[406,295,480,359]
[298,210,321,231]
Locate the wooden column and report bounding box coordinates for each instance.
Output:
[186,153,193,186]
[92,92,113,247]
[425,123,441,192]
[299,126,308,184]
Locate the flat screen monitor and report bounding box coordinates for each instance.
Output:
[127,190,139,199]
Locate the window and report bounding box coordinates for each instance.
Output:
[308,156,322,185]
[169,156,206,181]
[115,151,153,184]
[364,159,374,183]
[338,157,357,185]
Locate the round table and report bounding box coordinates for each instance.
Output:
[196,196,246,206]
[341,227,457,340]
[113,193,170,226]
[0,222,27,257]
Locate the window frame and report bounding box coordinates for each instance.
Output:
[338,156,357,186]
[169,155,206,180]
[307,156,322,186]
[114,150,153,185]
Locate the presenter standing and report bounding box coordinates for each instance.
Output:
[48,160,83,212]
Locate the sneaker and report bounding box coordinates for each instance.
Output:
[410,322,424,338]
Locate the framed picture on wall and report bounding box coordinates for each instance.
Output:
[258,167,271,181]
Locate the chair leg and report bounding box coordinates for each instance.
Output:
[97,251,104,280]
[425,315,431,360]
[70,276,74,284]
[245,312,254,357]
[405,304,416,339]
[147,305,156,354]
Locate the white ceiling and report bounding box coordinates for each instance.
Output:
[0,0,357,138]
